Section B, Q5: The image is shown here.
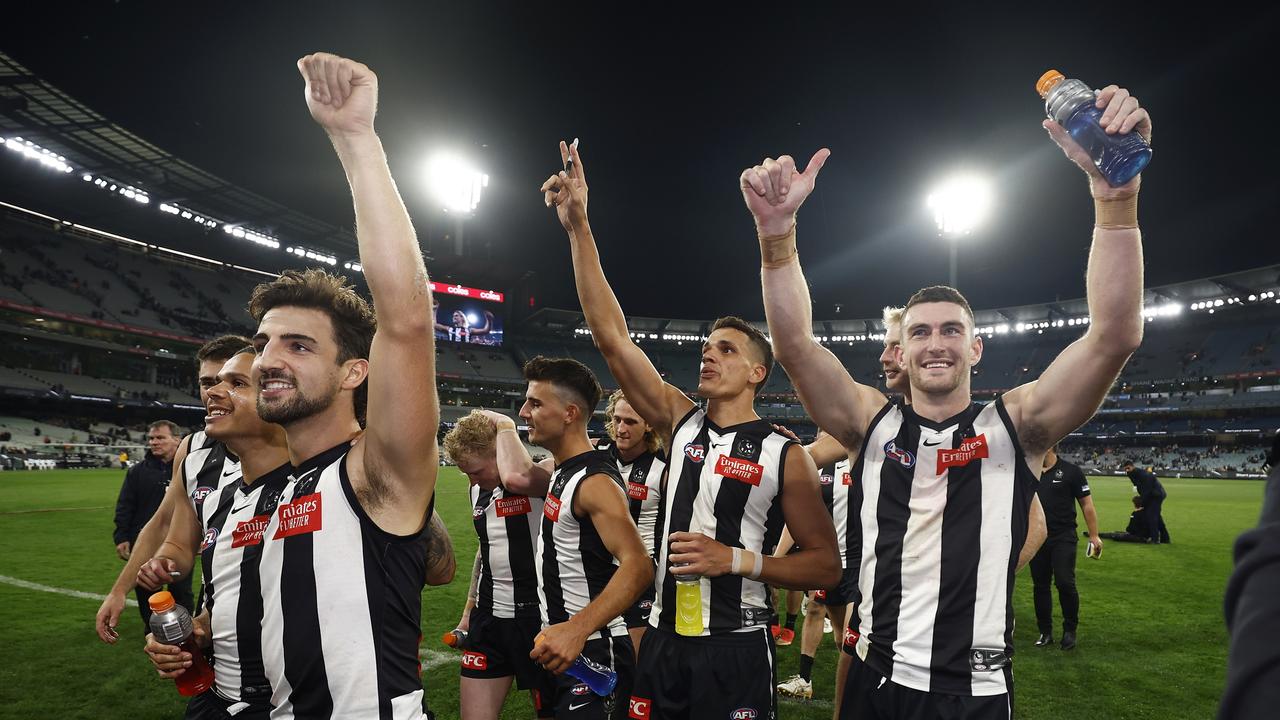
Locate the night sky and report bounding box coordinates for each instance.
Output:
[4,3,1277,321]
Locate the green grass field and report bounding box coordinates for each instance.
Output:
[0,469,1260,719]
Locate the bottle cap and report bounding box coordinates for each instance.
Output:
[148,590,176,612]
[1036,70,1065,98]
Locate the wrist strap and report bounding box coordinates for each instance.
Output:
[749,550,763,580]
[1095,194,1139,230]
[731,547,743,575]
[759,224,798,268]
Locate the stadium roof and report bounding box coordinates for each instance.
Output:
[0,50,358,254]
[524,263,1280,336]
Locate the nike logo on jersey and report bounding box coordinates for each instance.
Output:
[922,439,942,447]
[223,470,239,477]
[569,701,593,712]
[232,503,252,514]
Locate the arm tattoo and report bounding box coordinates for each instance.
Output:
[425,511,454,575]
[467,548,482,601]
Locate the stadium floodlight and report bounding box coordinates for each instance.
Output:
[426,152,489,214]
[927,173,992,287]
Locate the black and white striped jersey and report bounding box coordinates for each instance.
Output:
[258,441,433,719]
[847,399,1036,697]
[819,457,853,568]
[472,482,542,619]
[198,461,292,704]
[183,430,241,519]
[651,408,794,636]
[597,441,667,559]
[536,449,629,640]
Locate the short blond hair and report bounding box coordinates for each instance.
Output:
[605,390,662,454]
[882,306,904,344]
[442,410,497,463]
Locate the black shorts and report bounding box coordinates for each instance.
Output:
[630,627,776,720]
[624,583,656,630]
[551,634,635,720]
[184,690,271,720]
[814,565,857,606]
[460,607,556,696]
[838,654,1012,720]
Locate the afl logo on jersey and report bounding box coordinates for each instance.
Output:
[684,443,706,463]
[819,474,833,486]
[200,527,218,551]
[884,440,915,469]
[191,486,214,503]
[731,709,758,720]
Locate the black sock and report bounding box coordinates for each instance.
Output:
[785,613,798,630]
[799,654,815,682]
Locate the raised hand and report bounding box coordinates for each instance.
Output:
[740,149,831,236]
[540,140,588,232]
[297,52,378,138]
[1044,84,1151,200]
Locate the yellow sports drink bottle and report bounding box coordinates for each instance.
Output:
[675,574,703,636]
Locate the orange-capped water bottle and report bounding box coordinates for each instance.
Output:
[1037,70,1151,186]
[147,591,215,697]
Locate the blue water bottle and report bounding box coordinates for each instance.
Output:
[566,653,618,696]
[534,632,618,696]
[1038,70,1151,187]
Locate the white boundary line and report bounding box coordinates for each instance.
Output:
[0,573,139,606]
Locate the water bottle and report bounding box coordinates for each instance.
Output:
[566,653,618,696]
[441,628,470,649]
[533,633,618,696]
[1037,70,1152,187]
[674,573,704,636]
[147,591,215,697]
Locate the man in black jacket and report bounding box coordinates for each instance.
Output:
[112,419,191,623]
[1124,461,1168,545]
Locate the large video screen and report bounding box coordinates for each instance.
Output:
[431,282,505,346]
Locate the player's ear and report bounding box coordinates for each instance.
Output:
[970,334,983,367]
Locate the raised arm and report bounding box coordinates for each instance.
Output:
[1004,85,1150,458]
[541,142,693,441]
[530,474,653,674]
[478,410,553,497]
[424,511,457,586]
[744,150,886,451]
[95,437,190,643]
[298,53,439,532]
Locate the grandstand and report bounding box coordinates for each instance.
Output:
[2,200,1276,476]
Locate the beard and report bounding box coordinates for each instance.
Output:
[257,373,340,426]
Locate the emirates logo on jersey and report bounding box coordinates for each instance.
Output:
[716,455,763,486]
[231,515,270,548]
[684,443,706,463]
[496,495,532,517]
[543,494,562,522]
[627,482,649,500]
[842,472,852,486]
[937,435,989,474]
[274,493,322,539]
